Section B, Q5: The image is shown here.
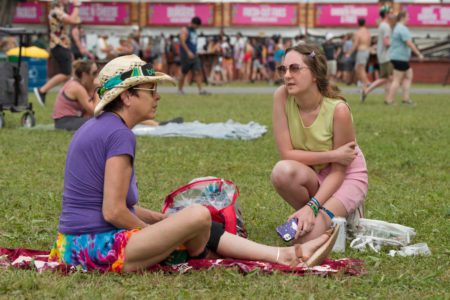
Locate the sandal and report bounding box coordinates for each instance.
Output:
[384,101,394,105]
[305,224,340,267]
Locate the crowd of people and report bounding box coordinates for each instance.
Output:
[0,1,426,133]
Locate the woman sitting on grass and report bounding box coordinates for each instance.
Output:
[51,59,182,130]
[49,55,338,273]
[52,59,99,131]
[271,43,368,243]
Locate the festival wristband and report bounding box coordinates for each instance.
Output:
[307,201,319,216]
[311,196,320,208]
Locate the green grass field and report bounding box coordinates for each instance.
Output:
[0,89,449,299]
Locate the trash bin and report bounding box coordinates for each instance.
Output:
[6,46,49,91]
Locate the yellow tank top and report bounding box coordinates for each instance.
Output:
[285,97,349,172]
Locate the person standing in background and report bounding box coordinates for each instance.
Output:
[178,16,209,95]
[386,11,424,105]
[322,33,340,85]
[70,23,94,60]
[340,33,355,85]
[233,32,245,81]
[361,5,394,103]
[33,0,81,107]
[96,34,116,61]
[346,18,371,90]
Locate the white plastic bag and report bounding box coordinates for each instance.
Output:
[388,243,431,257]
[349,218,416,252]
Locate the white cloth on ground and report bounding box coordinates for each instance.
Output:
[132,120,267,140]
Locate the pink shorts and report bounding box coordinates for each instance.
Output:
[317,147,368,214]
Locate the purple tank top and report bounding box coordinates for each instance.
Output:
[58,112,138,234]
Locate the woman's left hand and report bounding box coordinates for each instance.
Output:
[289,205,316,239]
[150,211,166,223]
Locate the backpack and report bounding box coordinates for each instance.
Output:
[162,177,247,238]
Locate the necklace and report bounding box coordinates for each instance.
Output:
[111,111,126,125]
[297,97,323,113]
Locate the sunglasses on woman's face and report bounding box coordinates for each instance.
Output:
[276,64,309,76]
[133,86,158,97]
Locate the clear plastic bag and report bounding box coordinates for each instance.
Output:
[165,177,235,214]
[349,218,416,252]
[162,177,247,238]
[388,243,431,257]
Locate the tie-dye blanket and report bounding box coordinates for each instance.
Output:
[0,247,364,276]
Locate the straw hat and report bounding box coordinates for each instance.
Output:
[94,55,176,116]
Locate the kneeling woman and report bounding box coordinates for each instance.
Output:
[52,60,99,131]
[271,44,368,243]
[49,55,337,272]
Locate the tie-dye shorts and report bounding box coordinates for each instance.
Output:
[49,229,139,272]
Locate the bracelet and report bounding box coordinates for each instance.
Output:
[74,4,81,7]
[310,196,320,208]
[307,201,319,217]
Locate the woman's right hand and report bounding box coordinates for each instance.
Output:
[289,206,316,239]
[333,141,357,166]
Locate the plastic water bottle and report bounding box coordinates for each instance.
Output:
[332,217,347,252]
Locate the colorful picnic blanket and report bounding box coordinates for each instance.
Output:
[0,247,364,276]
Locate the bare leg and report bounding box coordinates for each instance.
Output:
[386,70,405,104]
[40,74,70,93]
[216,231,330,266]
[383,77,392,103]
[271,160,319,210]
[364,78,387,95]
[194,70,204,92]
[272,161,348,243]
[401,68,413,102]
[122,205,211,272]
[294,196,347,243]
[355,64,370,86]
[178,72,187,92]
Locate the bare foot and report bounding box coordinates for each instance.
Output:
[277,233,330,267]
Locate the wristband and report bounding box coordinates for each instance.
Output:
[320,206,335,220]
[310,196,320,208]
[307,201,319,217]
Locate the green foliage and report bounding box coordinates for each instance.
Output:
[0,91,449,298]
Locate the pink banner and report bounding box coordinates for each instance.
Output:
[148,3,214,26]
[403,4,450,26]
[75,2,130,25]
[13,3,47,24]
[315,4,379,27]
[231,3,298,26]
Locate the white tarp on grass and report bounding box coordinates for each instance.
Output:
[132,120,267,140]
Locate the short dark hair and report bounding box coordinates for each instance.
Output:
[358,18,366,26]
[191,16,202,26]
[103,88,139,113]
